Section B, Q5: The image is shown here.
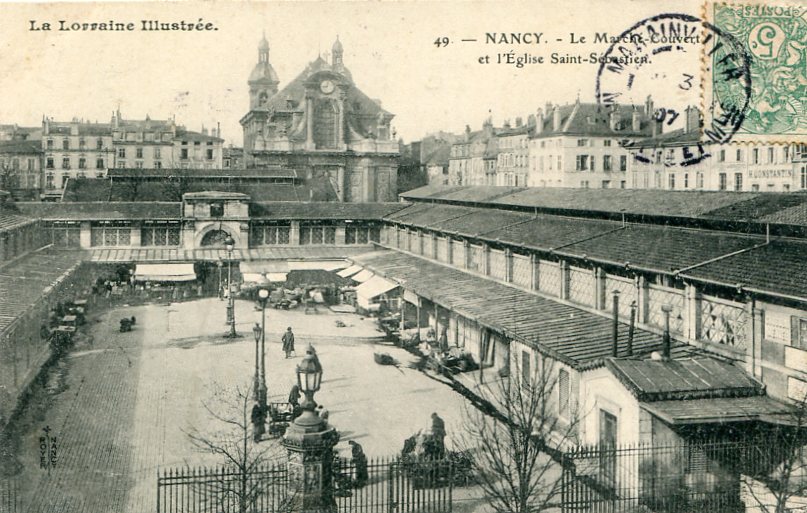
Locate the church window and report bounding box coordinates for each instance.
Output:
[313,99,339,149]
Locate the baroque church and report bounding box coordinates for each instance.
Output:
[240,35,399,202]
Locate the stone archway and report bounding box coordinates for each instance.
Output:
[200,229,232,247]
[192,221,244,249]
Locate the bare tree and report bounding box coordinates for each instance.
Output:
[455,353,579,513]
[743,393,807,513]
[184,382,285,513]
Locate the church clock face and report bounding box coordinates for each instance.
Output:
[320,80,335,95]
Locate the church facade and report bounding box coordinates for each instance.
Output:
[240,35,399,202]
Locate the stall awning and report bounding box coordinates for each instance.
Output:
[242,273,269,284]
[352,269,374,283]
[356,276,398,302]
[266,272,289,282]
[134,263,196,282]
[288,260,348,271]
[641,396,794,426]
[241,261,289,274]
[338,264,363,278]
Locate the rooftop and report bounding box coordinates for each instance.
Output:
[606,357,764,402]
[351,249,705,369]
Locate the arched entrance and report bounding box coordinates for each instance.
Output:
[200,229,232,247]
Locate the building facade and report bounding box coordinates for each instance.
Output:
[0,140,42,198]
[447,120,497,186]
[495,120,530,186]
[527,99,655,189]
[628,112,806,192]
[42,119,114,195]
[240,35,399,202]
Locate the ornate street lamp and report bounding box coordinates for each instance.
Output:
[283,345,339,513]
[223,235,239,338]
[252,322,262,402]
[257,287,269,409]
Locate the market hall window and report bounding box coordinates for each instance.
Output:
[299,223,336,245]
[49,222,81,248]
[251,223,291,245]
[141,223,181,246]
[210,202,224,218]
[90,222,132,247]
[345,223,381,244]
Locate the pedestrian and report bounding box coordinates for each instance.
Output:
[348,440,368,488]
[439,328,448,353]
[430,412,446,458]
[282,326,295,358]
[251,402,266,442]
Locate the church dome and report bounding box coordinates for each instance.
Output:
[258,34,269,51]
[249,62,279,83]
[332,36,343,53]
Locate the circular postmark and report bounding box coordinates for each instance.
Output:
[596,13,752,166]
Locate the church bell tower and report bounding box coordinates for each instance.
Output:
[248,33,280,109]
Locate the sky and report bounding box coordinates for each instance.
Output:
[0,0,703,145]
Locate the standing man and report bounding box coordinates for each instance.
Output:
[282,326,295,358]
[430,412,446,458]
[251,402,266,442]
[288,383,301,418]
[348,440,368,488]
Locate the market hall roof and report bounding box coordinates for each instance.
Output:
[16,201,405,222]
[0,249,85,334]
[17,202,181,221]
[60,177,338,202]
[384,202,767,275]
[350,249,704,369]
[399,185,807,228]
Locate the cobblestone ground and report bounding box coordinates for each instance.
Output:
[7,298,475,513]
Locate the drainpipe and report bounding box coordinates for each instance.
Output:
[627,301,636,357]
[661,304,672,359]
[612,290,620,357]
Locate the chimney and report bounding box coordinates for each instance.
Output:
[465,125,471,141]
[627,301,636,356]
[217,121,221,139]
[632,108,641,132]
[609,108,620,131]
[684,106,701,133]
[661,305,672,359]
[553,106,561,132]
[652,118,662,138]
[645,95,654,117]
[612,290,620,357]
[515,117,523,127]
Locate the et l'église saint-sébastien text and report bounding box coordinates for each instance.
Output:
[28,19,218,32]
[466,32,688,68]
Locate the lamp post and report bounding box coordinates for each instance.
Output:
[216,260,224,300]
[283,345,339,513]
[252,322,262,403]
[224,235,239,338]
[257,287,269,409]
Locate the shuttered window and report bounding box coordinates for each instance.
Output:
[521,350,531,390]
[792,316,807,350]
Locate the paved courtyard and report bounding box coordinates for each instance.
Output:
[6,297,474,513]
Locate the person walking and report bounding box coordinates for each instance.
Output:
[282,327,295,358]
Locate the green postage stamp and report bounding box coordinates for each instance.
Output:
[708,2,807,141]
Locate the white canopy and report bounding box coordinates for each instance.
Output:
[134,263,196,282]
[337,264,363,278]
[266,272,289,282]
[352,269,374,283]
[288,260,348,271]
[355,276,398,309]
[241,261,289,274]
